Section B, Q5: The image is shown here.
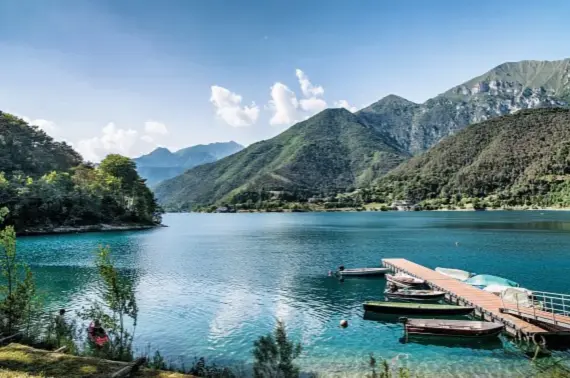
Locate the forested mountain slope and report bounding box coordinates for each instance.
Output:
[374,108,570,208]
[155,109,409,210]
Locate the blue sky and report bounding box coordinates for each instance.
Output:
[1,0,569,161]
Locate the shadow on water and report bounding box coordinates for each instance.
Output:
[433,220,570,232]
[400,335,506,351]
[363,311,471,324]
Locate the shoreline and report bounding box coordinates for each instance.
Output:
[168,206,570,214]
[17,222,166,237]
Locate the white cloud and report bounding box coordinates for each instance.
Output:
[300,97,327,113]
[210,86,259,127]
[76,122,156,162]
[144,120,168,135]
[295,69,324,98]
[268,82,300,125]
[267,69,331,125]
[334,100,358,113]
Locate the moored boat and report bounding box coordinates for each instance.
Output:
[400,318,504,338]
[465,274,519,289]
[363,301,475,315]
[386,273,425,288]
[339,267,391,276]
[384,287,446,301]
[435,267,473,281]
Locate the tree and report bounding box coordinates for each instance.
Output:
[99,154,139,192]
[79,246,138,361]
[253,320,302,378]
[0,224,36,335]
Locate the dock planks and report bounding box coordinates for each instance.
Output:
[382,258,570,337]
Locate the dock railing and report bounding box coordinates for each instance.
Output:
[501,290,570,329]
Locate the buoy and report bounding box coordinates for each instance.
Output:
[328,270,332,276]
[340,320,348,328]
[455,242,459,246]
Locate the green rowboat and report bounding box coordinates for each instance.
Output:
[363,301,474,315]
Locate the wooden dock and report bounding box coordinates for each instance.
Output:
[382,258,570,341]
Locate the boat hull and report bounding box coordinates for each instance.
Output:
[363,303,474,315]
[386,274,425,288]
[435,267,472,281]
[385,291,446,301]
[339,268,390,276]
[404,319,504,338]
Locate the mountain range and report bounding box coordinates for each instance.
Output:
[357,59,570,154]
[134,141,243,187]
[154,58,570,210]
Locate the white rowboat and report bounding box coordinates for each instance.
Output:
[386,273,425,288]
[435,267,472,281]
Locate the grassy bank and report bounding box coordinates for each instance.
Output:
[0,343,194,378]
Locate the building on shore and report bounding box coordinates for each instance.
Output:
[215,206,236,213]
[390,200,416,211]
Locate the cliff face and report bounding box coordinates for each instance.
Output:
[358,59,570,154]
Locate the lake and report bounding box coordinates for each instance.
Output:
[17,212,570,377]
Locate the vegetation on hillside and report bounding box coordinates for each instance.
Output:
[155,108,409,211]
[0,112,160,232]
[372,108,570,209]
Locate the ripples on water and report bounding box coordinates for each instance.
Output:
[17,212,570,377]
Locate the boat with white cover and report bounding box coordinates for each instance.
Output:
[435,267,472,281]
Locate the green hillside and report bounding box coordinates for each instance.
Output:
[0,112,160,232]
[374,108,570,208]
[155,108,409,210]
[0,111,82,176]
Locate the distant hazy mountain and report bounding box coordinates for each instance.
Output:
[154,109,409,210]
[358,59,570,154]
[134,141,243,187]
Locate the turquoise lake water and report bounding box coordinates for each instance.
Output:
[17,212,570,377]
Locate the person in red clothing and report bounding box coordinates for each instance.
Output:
[88,319,109,348]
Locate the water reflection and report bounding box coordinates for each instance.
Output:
[400,335,506,351]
